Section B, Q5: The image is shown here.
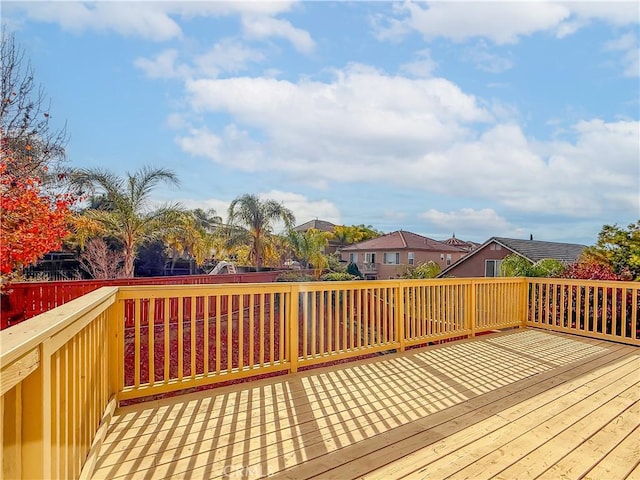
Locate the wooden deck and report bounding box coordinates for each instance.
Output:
[92,329,640,480]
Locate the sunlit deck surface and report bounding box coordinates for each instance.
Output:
[93,329,640,480]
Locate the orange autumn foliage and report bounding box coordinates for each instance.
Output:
[0,139,75,279]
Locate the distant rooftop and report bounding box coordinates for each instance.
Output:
[443,233,479,251]
[493,237,587,263]
[342,230,466,252]
[292,219,336,233]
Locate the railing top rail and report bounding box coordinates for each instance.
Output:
[115,282,295,299]
[113,277,529,295]
[5,271,287,288]
[0,287,119,368]
[526,277,639,288]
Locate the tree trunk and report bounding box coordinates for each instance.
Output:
[123,244,135,278]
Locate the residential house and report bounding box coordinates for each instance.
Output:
[438,236,587,278]
[340,230,467,280]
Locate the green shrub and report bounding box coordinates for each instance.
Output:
[400,261,441,279]
[320,272,357,281]
[275,271,314,282]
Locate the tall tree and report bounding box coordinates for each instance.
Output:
[1,29,68,181]
[73,166,181,278]
[585,221,640,280]
[227,194,295,270]
[165,209,221,273]
[0,143,74,286]
[1,31,76,287]
[330,224,383,248]
[287,228,329,270]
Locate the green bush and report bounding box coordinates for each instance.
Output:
[400,261,441,279]
[275,271,314,282]
[326,253,346,273]
[320,272,357,281]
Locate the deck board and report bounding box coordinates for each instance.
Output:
[92,329,640,480]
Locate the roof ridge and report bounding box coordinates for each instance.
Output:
[399,230,408,248]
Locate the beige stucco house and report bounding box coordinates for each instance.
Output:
[340,230,468,279]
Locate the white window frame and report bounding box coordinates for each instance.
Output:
[349,253,358,263]
[485,259,502,277]
[383,252,400,265]
[408,252,415,265]
[365,252,376,264]
[446,254,452,266]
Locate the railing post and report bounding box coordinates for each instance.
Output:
[109,293,124,400]
[468,280,476,338]
[21,355,44,479]
[288,285,300,374]
[521,278,529,329]
[396,283,405,352]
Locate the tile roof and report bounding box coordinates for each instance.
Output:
[493,237,587,263]
[437,236,588,277]
[292,219,336,232]
[443,234,479,251]
[342,230,466,252]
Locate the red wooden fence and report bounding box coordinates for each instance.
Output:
[0,271,287,329]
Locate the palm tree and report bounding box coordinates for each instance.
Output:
[227,194,295,270]
[287,228,329,271]
[165,209,221,273]
[73,166,181,277]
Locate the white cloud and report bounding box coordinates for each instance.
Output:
[134,49,191,78]
[8,2,183,41]
[242,16,315,54]
[194,39,266,76]
[379,2,571,45]
[177,125,266,172]
[374,1,639,45]
[604,32,639,77]
[178,63,639,221]
[6,1,303,42]
[420,208,514,236]
[400,49,438,77]
[464,41,514,74]
[184,66,491,166]
[135,39,265,79]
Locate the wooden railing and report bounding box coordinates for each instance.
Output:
[527,278,640,346]
[1,277,638,479]
[0,288,120,479]
[0,271,287,329]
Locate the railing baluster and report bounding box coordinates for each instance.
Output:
[177,297,184,381]
[148,299,155,386]
[189,296,196,378]
[249,293,255,368]
[226,294,232,373]
[204,295,210,376]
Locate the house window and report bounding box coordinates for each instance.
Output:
[440,254,445,261]
[408,252,415,265]
[446,254,452,266]
[384,252,400,265]
[365,252,376,264]
[349,253,358,263]
[485,259,503,277]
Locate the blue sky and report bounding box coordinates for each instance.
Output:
[4,1,639,245]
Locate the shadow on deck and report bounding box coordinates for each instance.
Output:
[93,329,639,480]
